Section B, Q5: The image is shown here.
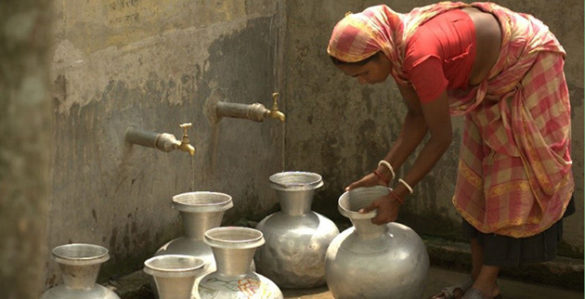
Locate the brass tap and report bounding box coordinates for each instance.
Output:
[266,92,286,122]
[178,123,196,156]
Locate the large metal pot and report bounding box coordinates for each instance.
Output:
[255,171,339,288]
[325,186,429,299]
[153,191,234,298]
[40,243,120,299]
[198,227,283,299]
[144,255,205,299]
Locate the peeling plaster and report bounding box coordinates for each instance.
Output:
[51,18,261,115]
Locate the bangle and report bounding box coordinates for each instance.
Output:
[389,192,404,205]
[378,160,395,181]
[398,178,414,194]
[373,169,390,186]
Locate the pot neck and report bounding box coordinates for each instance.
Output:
[277,189,314,216]
[350,218,388,239]
[59,263,101,290]
[181,211,225,240]
[211,247,256,278]
[154,276,196,299]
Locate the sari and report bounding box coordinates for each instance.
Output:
[327,2,573,237]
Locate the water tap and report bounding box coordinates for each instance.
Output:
[178,123,196,156]
[265,92,286,122]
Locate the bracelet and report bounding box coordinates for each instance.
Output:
[378,160,396,181]
[398,178,414,194]
[373,169,390,186]
[389,192,404,205]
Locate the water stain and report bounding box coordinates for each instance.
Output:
[109,227,118,250]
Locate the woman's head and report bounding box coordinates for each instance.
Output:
[332,51,392,84]
[327,6,404,62]
[326,5,405,84]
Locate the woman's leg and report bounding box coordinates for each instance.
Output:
[469,238,501,298]
[470,238,483,280]
[471,265,500,297]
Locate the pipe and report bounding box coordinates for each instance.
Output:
[216,101,270,122]
[125,127,188,154]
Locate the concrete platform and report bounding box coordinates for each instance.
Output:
[105,236,582,298]
[281,266,584,299]
[108,265,583,299]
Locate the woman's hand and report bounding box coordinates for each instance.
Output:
[345,172,386,191]
[359,193,401,224]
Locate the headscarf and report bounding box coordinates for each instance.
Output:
[327,2,469,84]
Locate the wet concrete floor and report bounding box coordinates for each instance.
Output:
[281,266,584,299]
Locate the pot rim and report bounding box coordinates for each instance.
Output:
[204,226,265,249]
[143,254,205,278]
[338,186,390,220]
[172,191,233,212]
[269,171,324,191]
[52,243,109,266]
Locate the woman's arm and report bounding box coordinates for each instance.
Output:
[375,83,429,181]
[365,84,453,224]
[392,88,452,197]
[345,83,428,190]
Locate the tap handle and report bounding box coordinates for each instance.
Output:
[179,122,192,137]
[271,92,280,111]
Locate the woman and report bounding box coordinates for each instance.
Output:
[327,2,574,299]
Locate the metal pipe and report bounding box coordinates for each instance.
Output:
[125,125,194,156]
[205,89,285,123]
[216,101,269,122]
[125,128,159,149]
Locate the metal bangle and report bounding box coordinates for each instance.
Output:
[398,178,414,194]
[378,160,395,181]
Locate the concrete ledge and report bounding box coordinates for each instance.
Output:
[105,271,154,299]
[104,236,583,298]
[423,236,584,291]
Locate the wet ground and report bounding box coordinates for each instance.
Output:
[111,264,583,299]
[281,266,584,299]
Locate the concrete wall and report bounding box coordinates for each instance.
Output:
[42,0,583,291]
[282,0,584,258]
[45,0,285,287]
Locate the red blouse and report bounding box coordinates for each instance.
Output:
[403,9,476,103]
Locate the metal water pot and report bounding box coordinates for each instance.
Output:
[144,255,205,299]
[153,191,234,298]
[325,186,429,299]
[40,243,120,299]
[198,227,283,299]
[255,171,339,288]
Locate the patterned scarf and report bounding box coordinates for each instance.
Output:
[327,1,469,84]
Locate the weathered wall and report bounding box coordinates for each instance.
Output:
[0,0,53,298]
[46,0,285,288]
[283,0,584,257]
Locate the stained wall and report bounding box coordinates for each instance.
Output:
[46,0,285,286]
[42,0,583,291]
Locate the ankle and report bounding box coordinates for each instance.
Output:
[471,281,497,297]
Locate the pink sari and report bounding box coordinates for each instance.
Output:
[327,2,573,237]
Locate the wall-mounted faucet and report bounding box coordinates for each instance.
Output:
[206,90,286,123]
[125,123,195,156]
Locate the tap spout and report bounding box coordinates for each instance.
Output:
[265,92,285,122]
[206,89,285,123]
[125,123,196,156]
[178,123,196,156]
[265,110,286,122]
